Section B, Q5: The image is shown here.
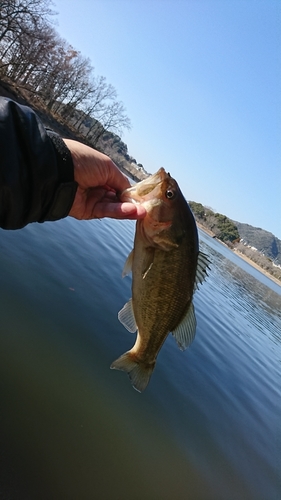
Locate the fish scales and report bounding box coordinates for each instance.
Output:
[110,168,209,392]
[133,239,195,337]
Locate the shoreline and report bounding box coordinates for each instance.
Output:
[0,79,146,183]
[1,80,280,288]
[196,221,216,238]
[197,222,281,288]
[232,249,281,287]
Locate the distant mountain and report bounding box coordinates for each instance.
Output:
[189,201,281,281]
[233,221,281,266]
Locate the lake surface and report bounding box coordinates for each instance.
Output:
[0,217,280,499]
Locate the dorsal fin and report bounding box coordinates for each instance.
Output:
[195,251,210,290]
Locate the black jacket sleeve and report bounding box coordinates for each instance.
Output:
[0,97,78,229]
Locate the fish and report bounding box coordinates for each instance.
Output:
[110,168,209,392]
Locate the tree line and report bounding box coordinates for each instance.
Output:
[0,0,130,145]
[189,201,281,282]
[189,201,240,243]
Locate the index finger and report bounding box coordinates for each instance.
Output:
[104,159,132,194]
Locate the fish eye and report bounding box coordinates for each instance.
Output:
[165,189,176,199]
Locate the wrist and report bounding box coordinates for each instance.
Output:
[43,131,78,221]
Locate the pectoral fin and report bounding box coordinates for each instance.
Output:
[122,250,134,278]
[118,299,137,333]
[172,302,197,351]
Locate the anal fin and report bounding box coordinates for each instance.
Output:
[172,302,197,351]
[118,299,137,333]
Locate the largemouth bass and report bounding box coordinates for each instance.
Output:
[111,168,209,392]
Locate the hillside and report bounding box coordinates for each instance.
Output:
[189,202,240,243]
[1,80,280,283]
[233,222,281,266]
[189,201,281,282]
[0,79,148,183]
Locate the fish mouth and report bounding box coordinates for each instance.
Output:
[120,168,169,204]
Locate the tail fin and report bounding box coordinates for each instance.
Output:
[110,352,155,393]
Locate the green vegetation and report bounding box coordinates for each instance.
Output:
[189,202,240,243]
[0,2,279,281]
[214,214,240,243]
[189,202,281,282]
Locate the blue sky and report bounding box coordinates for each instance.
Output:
[54,0,280,238]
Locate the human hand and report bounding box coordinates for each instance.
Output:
[63,139,146,220]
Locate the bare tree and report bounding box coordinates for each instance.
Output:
[0,0,53,42]
[0,0,54,80]
[0,0,131,141]
[85,100,131,145]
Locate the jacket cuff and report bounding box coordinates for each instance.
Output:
[45,131,78,221]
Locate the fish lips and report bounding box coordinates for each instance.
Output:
[120,168,169,205]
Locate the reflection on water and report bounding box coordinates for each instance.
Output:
[0,220,280,499]
[199,234,281,348]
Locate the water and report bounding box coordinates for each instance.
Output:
[0,218,280,499]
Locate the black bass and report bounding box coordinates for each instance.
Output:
[111,168,209,392]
